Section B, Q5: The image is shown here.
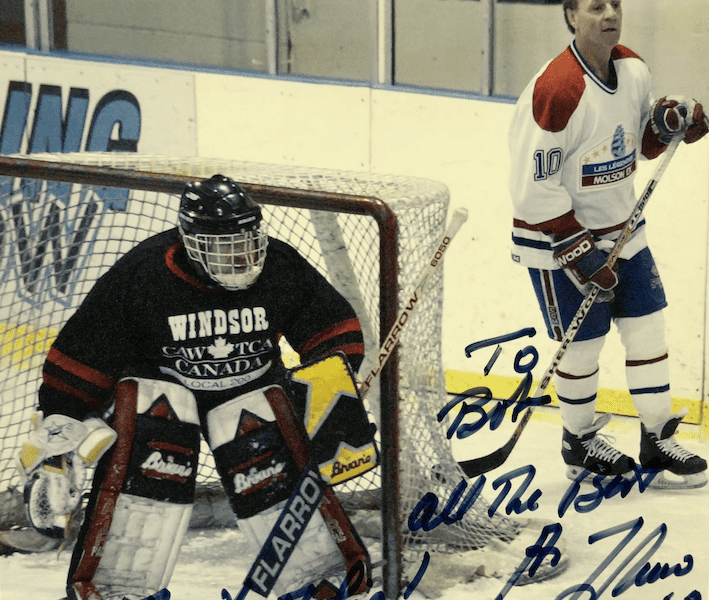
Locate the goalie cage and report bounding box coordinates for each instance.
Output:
[0,153,565,599]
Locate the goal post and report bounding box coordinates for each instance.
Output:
[0,153,551,599]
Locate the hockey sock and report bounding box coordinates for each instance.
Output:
[625,353,672,428]
[617,313,672,428]
[555,338,604,435]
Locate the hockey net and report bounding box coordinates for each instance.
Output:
[0,153,539,598]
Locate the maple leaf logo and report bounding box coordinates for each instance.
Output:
[208,337,235,359]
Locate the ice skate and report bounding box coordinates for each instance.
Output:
[640,409,708,490]
[562,414,635,481]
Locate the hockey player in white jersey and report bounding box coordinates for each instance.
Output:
[15,175,375,600]
[508,0,708,488]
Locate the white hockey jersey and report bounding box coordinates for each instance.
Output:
[509,42,663,270]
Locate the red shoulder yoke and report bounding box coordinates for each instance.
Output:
[533,47,586,133]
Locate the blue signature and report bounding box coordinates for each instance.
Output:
[439,327,552,438]
[412,459,666,530]
[558,466,659,517]
[553,517,695,600]
[496,522,565,598]
[409,465,541,530]
[144,513,700,600]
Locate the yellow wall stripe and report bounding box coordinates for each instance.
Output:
[445,369,704,430]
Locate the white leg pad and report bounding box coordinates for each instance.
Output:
[91,493,192,597]
[69,378,200,600]
[240,499,346,597]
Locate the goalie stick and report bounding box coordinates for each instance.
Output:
[360,207,470,395]
[458,135,682,479]
[229,207,470,600]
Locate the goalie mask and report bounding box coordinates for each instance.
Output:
[178,174,268,291]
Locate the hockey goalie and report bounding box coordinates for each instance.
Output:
[14,175,377,600]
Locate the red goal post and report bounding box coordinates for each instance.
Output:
[0,153,530,599]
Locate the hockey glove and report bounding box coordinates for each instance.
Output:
[684,100,709,144]
[651,96,709,145]
[16,412,117,538]
[552,230,618,299]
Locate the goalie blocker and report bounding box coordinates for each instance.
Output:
[62,353,376,600]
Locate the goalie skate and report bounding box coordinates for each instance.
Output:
[640,409,708,490]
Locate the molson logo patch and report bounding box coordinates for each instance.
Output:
[580,125,637,189]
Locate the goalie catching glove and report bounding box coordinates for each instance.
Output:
[15,412,117,538]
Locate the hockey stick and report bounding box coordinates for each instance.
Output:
[458,135,682,479]
[360,206,470,395]
[232,207,469,600]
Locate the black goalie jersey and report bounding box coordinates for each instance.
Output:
[39,228,365,422]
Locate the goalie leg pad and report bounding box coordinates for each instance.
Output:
[205,387,302,519]
[240,496,347,598]
[207,389,346,596]
[69,378,201,600]
[72,494,192,600]
[206,384,370,598]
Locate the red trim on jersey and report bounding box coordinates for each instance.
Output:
[513,213,626,238]
[534,211,584,239]
[533,44,644,133]
[46,347,115,389]
[296,318,362,356]
[590,221,626,237]
[533,47,586,133]
[165,242,214,293]
[512,218,537,231]
[611,45,642,61]
[42,373,106,409]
